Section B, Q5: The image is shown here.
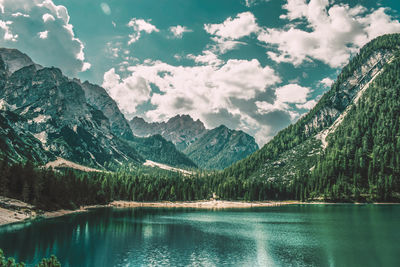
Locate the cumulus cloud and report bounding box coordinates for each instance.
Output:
[256,83,311,120]
[296,99,317,110]
[205,12,260,53]
[42,13,55,22]
[103,58,281,144]
[276,84,309,103]
[103,68,151,114]
[205,12,259,39]
[0,20,17,41]
[38,30,48,39]
[258,0,400,67]
[169,25,191,38]
[187,50,223,66]
[127,18,159,45]
[319,77,334,88]
[0,0,90,76]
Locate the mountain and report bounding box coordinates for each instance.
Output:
[129,135,197,168]
[129,115,259,169]
[0,107,53,163]
[223,34,400,201]
[79,80,134,140]
[130,114,207,150]
[0,48,41,74]
[77,81,196,168]
[0,48,195,170]
[183,125,259,169]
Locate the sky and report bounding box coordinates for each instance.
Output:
[1,0,400,146]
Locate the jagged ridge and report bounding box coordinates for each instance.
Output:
[130,115,259,169]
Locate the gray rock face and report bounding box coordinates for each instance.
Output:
[77,81,195,168]
[0,48,198,170]
[183,125,259,169]
[130,115,259,169]
[0,48,41,74]
[0,109,53,163]
[79,80,134,140]
[0,53,143,168]
[130,114,207,150]
[304,50,393,136]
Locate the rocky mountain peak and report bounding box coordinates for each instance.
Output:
[0,48,41,74]
[129,115,259,169]
[166,114,206,132]
[79,80,134,140]
[130,114,207,150]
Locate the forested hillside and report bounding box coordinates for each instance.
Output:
[224,34,400,187]
[303,53,400,201]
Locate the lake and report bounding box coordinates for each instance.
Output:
[0,205,399,266]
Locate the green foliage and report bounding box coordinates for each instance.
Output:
[224,33,400,180]
[0,249,60,267]
[301,55,400,202]
[0,159,211,210]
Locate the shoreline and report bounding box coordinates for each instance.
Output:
[1,198,399,227]
[110,200,302,209]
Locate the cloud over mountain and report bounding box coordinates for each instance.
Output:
[0,0,90,76]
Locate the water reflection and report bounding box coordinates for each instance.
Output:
[0,205,399,266]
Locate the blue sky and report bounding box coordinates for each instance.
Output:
[1,0,400,145]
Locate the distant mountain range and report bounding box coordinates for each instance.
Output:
[129,115,259,169]
[0,48,258,171]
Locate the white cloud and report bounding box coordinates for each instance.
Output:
[103,59,280,141]
[38,30,48,39]
[256,83,311,120]
[296,99,317,110]
[276,84,309,103]
[205,12,260,53]
[82,62,91,72]
[100,3,111,15]
[187,50,223,66]
[319,77,334,88]
[42,13,55,23]
[102,68,151,114]
[0,0,90,76]
[169,25,191,38]
[11,12,29,17]
[256,100,289,115]
[0,20,17,41]
[258,0,400,68]
[127,18,159,45]
[205,12,259,39]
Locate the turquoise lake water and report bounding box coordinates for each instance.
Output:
[0,205,399,266]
